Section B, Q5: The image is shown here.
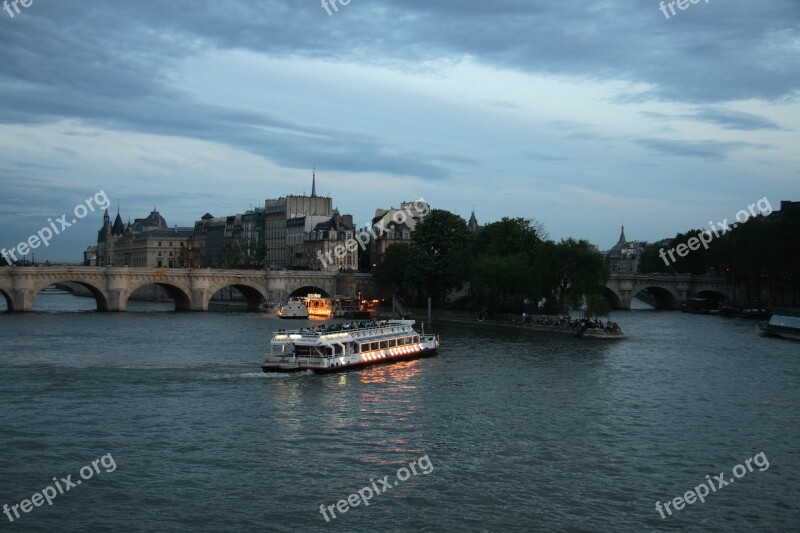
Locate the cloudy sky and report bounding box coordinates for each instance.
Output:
[1,0,798,261]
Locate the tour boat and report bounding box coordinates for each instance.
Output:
[332,297,375,319]
[305,294,332,318]
[261,319,440,373]
[277,297,309,319]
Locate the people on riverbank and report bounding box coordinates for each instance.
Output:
[520,314,621,332]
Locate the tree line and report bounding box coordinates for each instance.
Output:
[371,210,609,316]
[638,202,800,304]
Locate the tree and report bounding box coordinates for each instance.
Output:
[584,293,611,319]
[358,239,372,272]
[474,217,543,257]
[221,240,242,269]
[406,209,471,305]
[372,243,411,297]
[244,239,266,269]
[534,238,608,313]
[471,253,536,312]
[468,217,544,312]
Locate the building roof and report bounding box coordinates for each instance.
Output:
[111,213,125,236]
[131,209,168,232]
[138,228,194,239]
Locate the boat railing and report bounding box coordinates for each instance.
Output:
[274,322,413,340]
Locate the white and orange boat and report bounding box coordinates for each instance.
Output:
[261,320,440,373]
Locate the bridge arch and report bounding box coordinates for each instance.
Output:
[288,285,331,298]
[630,284,679,310]
[0,288,11,312]
[32,279,109,312]
[123,280,192,312]
[205,281,269,312]
[603,287,624,310]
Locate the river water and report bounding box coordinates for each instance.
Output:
[1,292,798,532]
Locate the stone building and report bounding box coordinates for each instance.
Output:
[370,200,431,266]
[605,226,643,273]
[303,212,357,271]
[191,208,266,268]
[264,172,357,270]
[96,208,193,268]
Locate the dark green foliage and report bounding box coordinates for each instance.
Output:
[369,209,609,312]
[533,238,608,313]
[405,209,472,304]
[371,243,410,297]
[639,203,800,304]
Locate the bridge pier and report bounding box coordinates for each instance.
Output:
[12,272,35,312]
[107,271,129,312]
[12,288,34,312]
[191,277,211,312]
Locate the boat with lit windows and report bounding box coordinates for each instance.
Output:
[305,294,332,318]
[261,319,440,373]
[332,297,377,319]
[277,297,309,319]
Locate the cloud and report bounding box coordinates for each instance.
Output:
[0,0,798,259]
[684,107,786,131]
[635,138,764,160]
[643,107,787,131]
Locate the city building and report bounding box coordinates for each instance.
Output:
[96,208,193,268]
[605,226,643,273]
[370,200,431,266]
[191,208,266,268]
[264,172,358,270]
[303,212,357,271]
[468,209,479,233]
[83,246,97,266]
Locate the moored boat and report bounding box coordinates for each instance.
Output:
[258,300,279,313]
[262,319,440,373]
[332,296,376,319]
[305,294,332,318]
[277,297,309,319]
[761,311,800,341]
[681,298,713,314]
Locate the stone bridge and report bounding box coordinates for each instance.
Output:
[0,267,373,312]
[606,273,734,310]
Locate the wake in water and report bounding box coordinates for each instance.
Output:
[211,370,315,380]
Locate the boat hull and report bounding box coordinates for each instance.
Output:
[763,327,800,341]
[262,346,438,374]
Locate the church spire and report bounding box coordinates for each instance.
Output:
[468,206,479,233]
[618,225,626,244]
[311,166,317,197]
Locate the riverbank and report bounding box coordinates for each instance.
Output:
[376,308,626,339]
